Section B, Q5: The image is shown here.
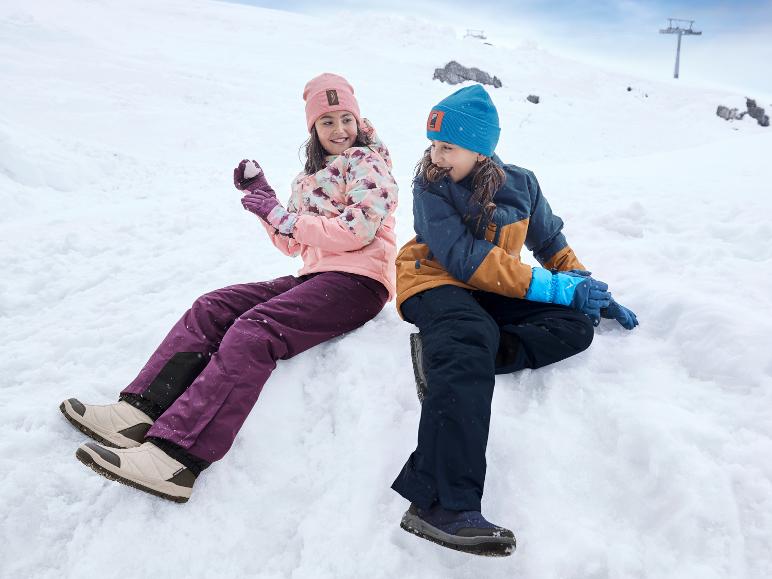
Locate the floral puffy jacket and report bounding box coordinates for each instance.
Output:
[261,120,399,299]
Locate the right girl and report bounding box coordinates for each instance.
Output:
[392,84,637,556]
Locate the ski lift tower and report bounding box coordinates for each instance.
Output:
[659,18,702,79]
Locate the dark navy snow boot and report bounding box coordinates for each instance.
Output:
[409,333,428,403]
[400,503,516,557]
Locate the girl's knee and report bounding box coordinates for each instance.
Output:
[566,314,595,353]
[188,289,241,330]
[432,313,500,357]
[191,288,224,310]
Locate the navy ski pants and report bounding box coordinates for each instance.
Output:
[392,285,595,511]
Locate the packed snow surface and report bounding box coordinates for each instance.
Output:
[1,1,770,577]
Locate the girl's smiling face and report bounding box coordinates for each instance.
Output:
[429,140,485,182]
[314,111,358,155]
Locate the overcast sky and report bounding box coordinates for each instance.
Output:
[223,0,772,100]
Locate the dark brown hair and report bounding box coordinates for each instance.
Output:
[300,125,373,175]
[414,146,506,227]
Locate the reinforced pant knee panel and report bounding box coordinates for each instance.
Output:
[141,352,209,411]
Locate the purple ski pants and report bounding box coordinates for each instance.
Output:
[120,272,387,462]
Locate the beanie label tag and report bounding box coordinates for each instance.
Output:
[326,90,339,106]
[427,110,445,132]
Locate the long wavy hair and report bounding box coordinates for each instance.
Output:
[414,146,506,229]
[300,125,373,175]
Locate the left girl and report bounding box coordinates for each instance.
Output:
[59,73,398,503]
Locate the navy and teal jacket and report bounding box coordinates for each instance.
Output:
[395,158,585,316]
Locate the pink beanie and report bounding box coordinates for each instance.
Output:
[303,73,362,132]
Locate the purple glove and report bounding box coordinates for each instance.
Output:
[233,159,273,193]
[241,189,298,235]
[241,189,280,221]
[233,159,297,234]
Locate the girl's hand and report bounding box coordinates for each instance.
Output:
[600,298,639,330]
[242,190,298,236]
[233,159,272,192]
[241,189,280,221]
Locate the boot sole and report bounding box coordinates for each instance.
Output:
[400,513,515,557]
[59,401,145,449]
[75,447,190,504]
[409,333,428,404]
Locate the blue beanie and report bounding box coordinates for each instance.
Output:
[426,84,500,156]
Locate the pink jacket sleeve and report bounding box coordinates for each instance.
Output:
[260,218,301,257]
[290,148,398,252]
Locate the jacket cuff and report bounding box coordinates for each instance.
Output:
[525,267,554,303]
[267,205,298,235]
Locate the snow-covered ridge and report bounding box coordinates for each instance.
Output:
[1,0,770,577]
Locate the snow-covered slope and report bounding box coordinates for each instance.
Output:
[1,1,770,577]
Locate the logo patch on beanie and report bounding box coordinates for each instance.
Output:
[427,110,445,132]
[326,90,339,106]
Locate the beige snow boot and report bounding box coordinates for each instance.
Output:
[76,441,196,503]
[60,398,153,448]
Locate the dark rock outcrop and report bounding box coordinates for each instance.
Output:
[716,99,768,127]
[746,99,770,127]
[716,105,745,121]
[433,61,502,88]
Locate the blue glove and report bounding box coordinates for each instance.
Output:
[601,298,638,330]
[526,267,611,325]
